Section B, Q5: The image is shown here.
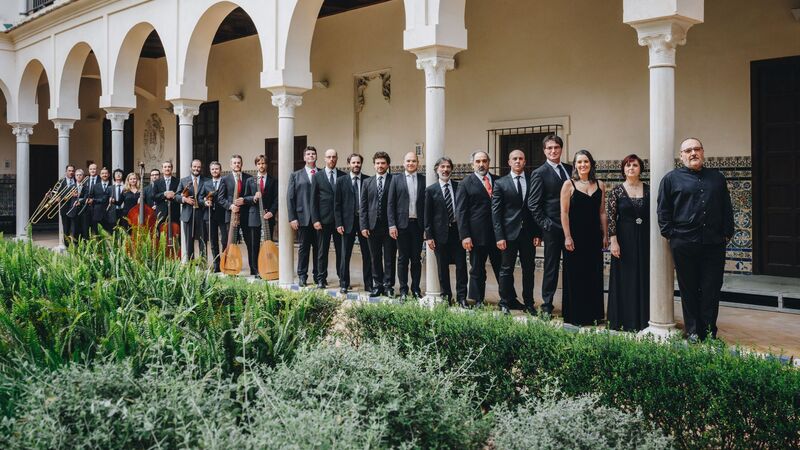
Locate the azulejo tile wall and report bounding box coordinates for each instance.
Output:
[597,156,753,275]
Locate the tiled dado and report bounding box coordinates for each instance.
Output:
[598,156,753,275]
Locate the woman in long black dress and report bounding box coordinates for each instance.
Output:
[120,172,141,230]
[560,149,608,326]
[607,154,649,331]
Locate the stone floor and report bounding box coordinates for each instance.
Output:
[26,231,800,359]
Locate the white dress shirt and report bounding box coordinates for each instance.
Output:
[405,171,418,219]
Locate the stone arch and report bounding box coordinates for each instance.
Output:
[16,58,49,124]
[54,41,98,120]
[179,1,267,100]
[105,22,170,109]
[273,0,324,90]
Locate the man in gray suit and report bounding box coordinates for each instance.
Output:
[288,146,320,286]
[313,149,346,288]
[177,159,208,260]
[360,151,396,297]
[528,135,573,315]
[388,151,425,298]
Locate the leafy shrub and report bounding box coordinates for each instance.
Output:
[1,341,491,449]
[491,382,672,450]
[345,303,800,449]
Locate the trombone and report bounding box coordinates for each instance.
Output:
[29,177,86,224]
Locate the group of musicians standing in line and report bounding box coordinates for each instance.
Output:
[53,133,733,337]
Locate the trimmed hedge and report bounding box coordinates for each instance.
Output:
[346,303,800,449]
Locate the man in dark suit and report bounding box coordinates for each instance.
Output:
[57,164,77,246]
[84,163,100,234]
[67,168,89,242]
[176,159,208,261]
[312,149,346,288]
[388,152,426,298]
[493,150,541,315]
[454,151,502,307]
[111,169,126,227]
[334,153,372,294]
[152,161,181,228]
[425,157,468,307]
[360,151,396,297]
[88,167,116,234]
[528,134,573,315]
[217,154,252,274]
[242,154,278,277]
[144,168,160,207]
[288,146,319,286]
[201,161,226,272]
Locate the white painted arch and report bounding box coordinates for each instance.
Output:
[14,57,49,125]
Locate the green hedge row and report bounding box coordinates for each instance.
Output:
[345,303,800,449]
[0,232,338,415]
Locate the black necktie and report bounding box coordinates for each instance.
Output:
[214,180,219,191]
[557,165,568,182]
[329,170,335,187]
[377,176,384,211]
[444,183,455,223]
[352,176,360,213]
[516,176,523,202]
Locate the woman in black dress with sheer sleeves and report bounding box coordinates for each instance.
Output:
[560,149,608,326]
[607,154,649,331]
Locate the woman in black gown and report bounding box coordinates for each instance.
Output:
[607,154,649,331]
[560,149,608,326]
[121,172,141,230]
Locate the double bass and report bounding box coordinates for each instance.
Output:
[128,162,156,230]
[159,179,181,259]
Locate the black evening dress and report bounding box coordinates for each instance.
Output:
[561,181,605,326]
[606,184,650,331]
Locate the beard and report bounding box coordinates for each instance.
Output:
[474,167,487,176]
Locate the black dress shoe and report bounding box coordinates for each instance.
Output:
[458,299,468,309]
[399,289,409,298]
[412,291,422,298]
[525,304,537,315]
[500,305,511,315]
[385,288,395,297]
[369,288,383,297]
[317,282,326,289]
[473,301,483,309]
[253,274,262,280]
[298,277,307,286]
[508,300,526,310]
[339,287,348,294]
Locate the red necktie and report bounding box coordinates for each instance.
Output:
[483,175,492,197]
[311,169,316,176]
[236,175,242,195]
[259,176,264,193]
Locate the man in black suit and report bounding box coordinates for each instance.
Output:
[88,167,116,234]
[153,161,181,228]
[242,154,278,277]
[360,151,396,297]
[84,163,100,234]
[528,134,573,315]
[454,151,502,307]
[144,168,160,207]
[176,159,208,261]
[67,168,89,242]
[217,154,252,273]
[388,152,425,298]
[57,164,77,246]
[334,153,372,294]
[201,161,226,272]
[111,169,126,227]
[425,157,468,307]
[312,149,346,288]
[288,146,319,286]
[493,150,541,315]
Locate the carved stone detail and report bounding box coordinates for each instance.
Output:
[144,113,165,169]
[52,119,75,138]
[106,112,130,131]
[174,104,200,126]
[11,124,34,142]
[355,70,391,113]
[416,56,455,88]
[271,94,303,117]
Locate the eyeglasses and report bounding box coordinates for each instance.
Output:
[681,147,704,154]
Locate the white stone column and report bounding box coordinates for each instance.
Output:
[271,93,304,286]
[627,13,701,337]
[172,100,201,263]
[414,48,457,302]
[53,119,75,252]
[12,124,34,240]
[105,108,130,172]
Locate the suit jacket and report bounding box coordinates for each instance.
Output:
[57,177,78,216]
[176,176,208,223]
[528,162,573,232]
[455,172,499,247]
[424,181,458,244]
[89,181,116,224]
[287,167,317,226]
[66,181,89,219]
[335,173,369,234]
[199,178,226,223]
[388,172,425,230]
[242,173,278,228]
[492,172,541,243]
[152,176,181,223]
[143,185,156,207]
[312,168,346,225]
[217,172,252,224]
[360,173,392,231]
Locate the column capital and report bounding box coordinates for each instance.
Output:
[412,46,460,88]
[52,119,76,138]
[11,123,34,141]
[171,99,203,126]
[271,94,303,118]
[104,107,131,131]
[632,20,697,68]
